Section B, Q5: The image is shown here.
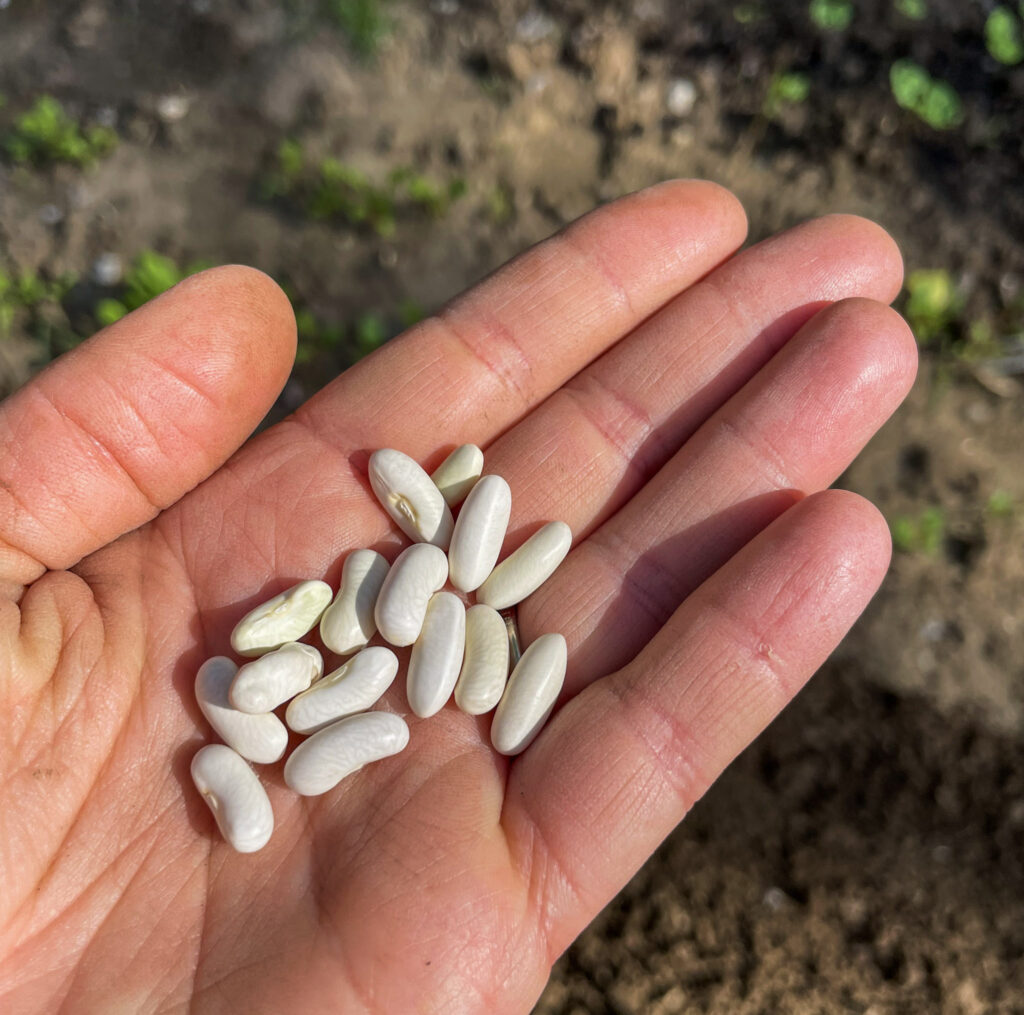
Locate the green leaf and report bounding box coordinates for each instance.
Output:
[891,507,945,554]
[904,268,961,342]
[890,516,917,553]
[987,490,1014,518]
[890,60,932,110]
[809,0,854,30]
[919,80,963,129]
[354,312,387,355]
[889,61,962,130]
[95,298,128,327]
[3,95,118,168]
[398,299,424,327]
[123,250,182,309]
[324,0,392,59]
[764,71,811,118]
[985,6,1024,65]
[278,138,305,179]
[895,0,927,20]
[294,308,320,339]
[15,272,46,306]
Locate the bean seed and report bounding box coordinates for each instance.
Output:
[320,549,390,655]
[286,646,399,734]
[195,656,288,763]
[191,744,274,852]
[374,543,448,646]
[454,604,510,716]
[230,642,323,714]
[447,474,512,593]
[490,633,567,755]
[284,711,410,796]
[369,448,454,548]
[230,579,333,657]
[476,521,572,610]
[407,592,466,718]
[430,444,484,507]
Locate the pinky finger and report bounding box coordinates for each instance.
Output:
[502,490,892,956]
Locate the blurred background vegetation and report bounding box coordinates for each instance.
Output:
[2,1,1022,1011]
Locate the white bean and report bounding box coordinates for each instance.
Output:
[230,642,323,714]
[447,475,512,593]
[374,543,448,646]
[407,592,466,718]
[284,711,410,796]
[286,646,399,734]
[191,744,274,853]
[476,521,572,610]
[430,444,484,507]
[454,604,510,715]
[230,579,333,657]
[490,633,567,755]
[369,448,454,548]
[320,549,390,655]
[194,656,288,764]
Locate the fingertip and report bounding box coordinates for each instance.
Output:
[186,265,296,339]
[817,297,919,397]
[165,265,297,396]
[814,214,905,300]
[633,177,749,250]
[798,488,893,598]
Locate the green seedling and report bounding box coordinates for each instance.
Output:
[891,506,945,555]
[261,142,465,237]
[354,312,387,356]
[987,490,1015,519]
[809,0,854,30]
[889,60,963,130]
[960,318,1003,361]
[3,95,117,168]
[0,269,74,320]
[487,184,514,225]
[763,71,811,119]
[261,138,305,200]
[895,0,927,19]
[294,306,345,365]
[323,0,392,59]
[398,299,425,328]
[985,7,1024,65]
[307,159,397,235]
[904,268,962,345]
[95,250,209,326]
[0,267,80,361]
[288,288,398,367]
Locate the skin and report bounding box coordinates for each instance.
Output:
[0,181,916,1014]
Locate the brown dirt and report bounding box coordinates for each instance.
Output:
[2,1,1023,1011]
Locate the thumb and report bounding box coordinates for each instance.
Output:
[0,265,296,592]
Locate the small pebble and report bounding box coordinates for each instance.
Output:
[92,252,123,286]
[666,78,697,117]
[156,94,190,123]
[39,204,64,227]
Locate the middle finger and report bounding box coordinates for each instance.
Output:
[484,214,902,551]
[523,296,916,694]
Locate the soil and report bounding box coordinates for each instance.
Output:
[1,1,1023,1012]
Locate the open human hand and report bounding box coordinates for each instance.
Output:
[0,181,915,1013]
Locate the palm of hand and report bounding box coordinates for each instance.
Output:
[0,183,915,1013]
